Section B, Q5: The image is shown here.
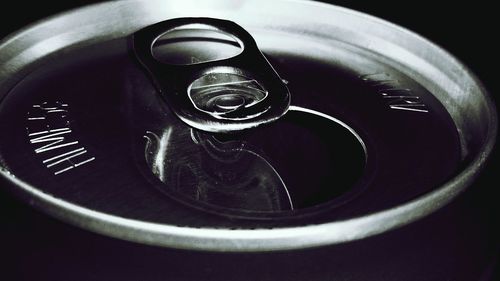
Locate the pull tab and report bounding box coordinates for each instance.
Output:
[133,17,290,133]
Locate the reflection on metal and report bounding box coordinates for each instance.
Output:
[188,74,269,121]
[288,106,368,156]
[144,126,293,212]
[144,128,172,182]
[151,24,243,65]
[26,101,96,175]
[133,18,290,133]
[360,72,429,113]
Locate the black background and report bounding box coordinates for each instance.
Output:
[0,1,498,280]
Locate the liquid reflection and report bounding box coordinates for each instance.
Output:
[144,126,293,212]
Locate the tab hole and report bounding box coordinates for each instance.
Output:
[151,24,243,65]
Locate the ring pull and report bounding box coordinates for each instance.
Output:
[132,17,290,133]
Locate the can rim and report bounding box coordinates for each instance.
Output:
[0,0,497,252]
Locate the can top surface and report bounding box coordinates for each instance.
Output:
[0,0,496,251]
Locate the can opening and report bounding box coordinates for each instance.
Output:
[151,24,243,65]
[211,107,367,211]
[144,106,367,216]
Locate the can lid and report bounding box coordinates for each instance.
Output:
[0,0,496,251]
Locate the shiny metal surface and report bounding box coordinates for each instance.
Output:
[0,0,496,252]
[133,18,291,133]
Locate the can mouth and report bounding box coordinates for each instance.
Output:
[144,105,367,217]
[0,0,496,252]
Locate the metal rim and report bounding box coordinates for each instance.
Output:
[0,0,497,252]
